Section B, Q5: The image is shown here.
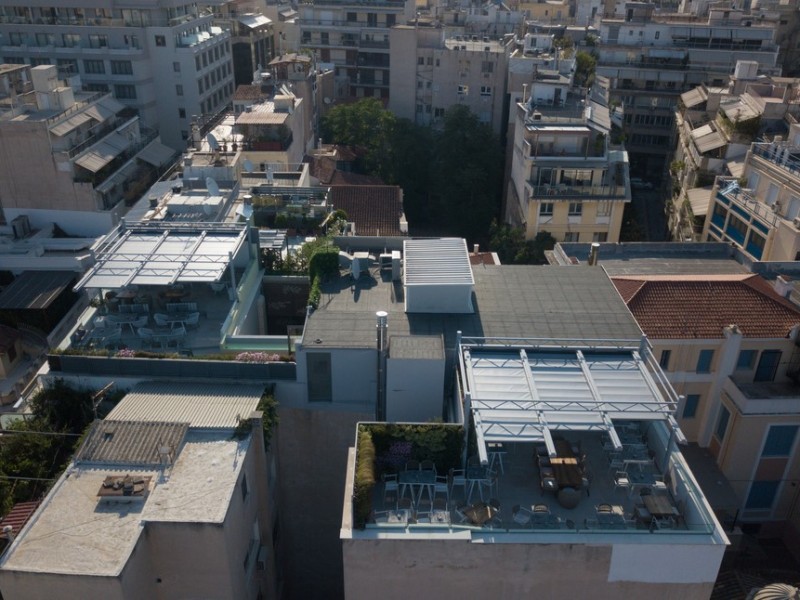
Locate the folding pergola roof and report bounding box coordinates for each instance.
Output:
[459,338,683,464]
[75,223,248,290]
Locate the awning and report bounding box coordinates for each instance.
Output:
[74,132,130,172]
[137,140,176,167]
[687,187,713,217]
[83,97,124,123]
[681,87,707,109]
[50,112,92,137]
[238,14,271,28]
[691,124,726,154]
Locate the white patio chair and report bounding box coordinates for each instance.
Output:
[137,327,154,348]
[448,468,466,500]
[614,471,630,493]
[512,504,532,527]
[153,313,169,327]
[183,312,200,329]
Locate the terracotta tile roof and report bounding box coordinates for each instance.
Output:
[233,85,269,101]
[329,171,383,186]
[611,274,800,339]
[0,500,41,536]
[329,186,405,237]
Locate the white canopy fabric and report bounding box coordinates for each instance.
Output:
[460,341,682,461]
[75,223,248,290]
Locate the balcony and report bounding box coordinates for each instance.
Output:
[528,183,628,200]
[715,181,779,229]
[751,142,800,180]
[722,376,800,416]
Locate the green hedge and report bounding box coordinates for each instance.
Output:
[368,423,463,477]
[309,246,339,279]
[354,428,377,528]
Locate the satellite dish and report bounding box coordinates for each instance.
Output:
[205,177,220,197]
[243,159,254,173]
[206,133,220,151]
[236,204,254,219]
[323,97,332,105]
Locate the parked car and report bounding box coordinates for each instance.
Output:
[629,177,654,190]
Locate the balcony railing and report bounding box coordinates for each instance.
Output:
[751,142,800,180]
[716,180,779,228]
[528,184,628,200]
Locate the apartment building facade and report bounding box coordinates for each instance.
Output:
[389,25,510,133]
[614,274,800,530]
[0,64,177,235]
[597,2,780,173]
[703,122,800,261]
[298,0,415,100]
[505,93,630,242]
[0,0,235,149]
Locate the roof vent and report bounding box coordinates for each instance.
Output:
[97,474,151,503]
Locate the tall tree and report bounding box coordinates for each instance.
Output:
[432,106,503,242]
[321,98,397,181]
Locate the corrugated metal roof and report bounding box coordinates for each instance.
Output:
[403,238,474,286]
[0,500,41,536]
[75,420,188,466]
[107,382,266,429]
[0,270,75,309]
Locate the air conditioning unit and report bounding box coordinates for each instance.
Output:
[793,217,800,230]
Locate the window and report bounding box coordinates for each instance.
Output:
[434,107,445,118]
[173,61,181,72]
[435,59,440,67]
[417,80,423,89]
[176,84,183,96]
[36,33,54,47]
[714,405,730,442]
[754,350,781,382]
[762,425,799,457]
[88,34,108,48]
[592,232,608,242]
[8,33,27,47]
[155,35,166,47]
[746,481,780,510]
[198,80,204,94]
[659,350,671,369]
[386,14,395,26]
[540,203,554,216]
[114,84,137,99]
[696,349,714,373]
[367,13,377,26]
[682,394,700,419]
[564,232,579,242]
[736,349,757,371]
[655,31,660,39]
[84,83,109,93]
[56,59,78,76]
[110,60,132,75]
[83,60,105,74]
[568,202,582,216]
[481,61,494,73]
[417,57,424,65]
[241,473,249,501]
[458,85,468,96]
[347,12,357,22]
[178,108,186,118]
[307,352,332,401]
[480,86,492,97]
[597,201,612,217]
[61,33,79,47]
[30,58,51,67]
[416,104,423,113]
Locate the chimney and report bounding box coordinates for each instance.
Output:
[774,275,793,299]
[473,243,480,254]
[376,311,388,421]
[588,242,600,266]
[2,525,14,543]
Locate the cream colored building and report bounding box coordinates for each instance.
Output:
[0,383,277,600]
[505,91,630,241]
[614,273,800,532]
[389,26,511,134]
[703,122,800,262]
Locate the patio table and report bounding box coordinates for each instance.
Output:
[643,494,676,518]
[165,313,194,329]
[398,470,436,505]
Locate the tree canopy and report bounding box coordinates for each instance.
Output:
[321,100,503,244]
[489,222,556,264]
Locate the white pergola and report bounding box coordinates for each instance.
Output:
[75,222,249,291]
[458,337,684,466]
